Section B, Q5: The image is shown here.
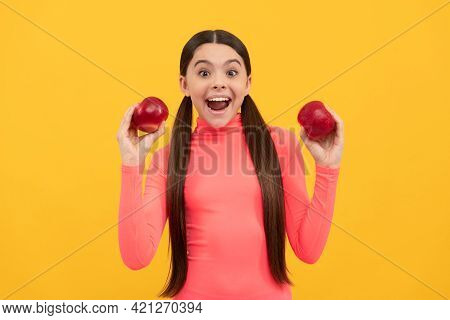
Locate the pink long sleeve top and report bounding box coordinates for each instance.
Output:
[118,112,340,300]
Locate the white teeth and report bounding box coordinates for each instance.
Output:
[207,97,230,102]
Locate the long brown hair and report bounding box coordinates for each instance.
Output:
[159,29,293,298]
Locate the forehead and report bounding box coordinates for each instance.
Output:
[191,43,243,67]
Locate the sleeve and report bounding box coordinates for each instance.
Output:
[270,126,340,264]
[118,146,169,270]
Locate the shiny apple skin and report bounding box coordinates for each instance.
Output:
[297,101,336,141]
[130,97,169,133]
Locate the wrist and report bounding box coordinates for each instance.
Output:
[122,161,139,167]
[121,157,145,167]
[121,157,138,166]
[316,162,340,169]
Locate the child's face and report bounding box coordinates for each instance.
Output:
[180,43,251,128]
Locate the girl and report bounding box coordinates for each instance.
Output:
[116,29,344,300]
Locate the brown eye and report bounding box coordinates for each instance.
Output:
[199,70,209,77]
[228,70,238,77]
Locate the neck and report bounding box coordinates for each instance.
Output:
[193,112,243,136]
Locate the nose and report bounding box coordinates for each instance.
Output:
[212,74,227,89]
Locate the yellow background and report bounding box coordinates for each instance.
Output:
[1,0,449,299]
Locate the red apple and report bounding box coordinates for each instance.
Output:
[130,97,169,133]
[297,101,336,141]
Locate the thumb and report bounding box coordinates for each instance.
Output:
[299,127,310,145]
[139,121,166,144]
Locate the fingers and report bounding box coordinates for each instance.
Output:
[157,121,168,141]
[299,127,311,147]
[139,120,167,144]
[151,120,167,138]
[323,103,344,145]
[323,103,342,122]
[158,120,166,134]
[299,127,306,142]
[124,104,138,130]
[119,103,138,135]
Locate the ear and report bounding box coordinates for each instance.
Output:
[245,75,251,96]
[179,75,190,97]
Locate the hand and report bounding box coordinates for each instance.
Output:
[299,103,344,169]
[116,103,167,166]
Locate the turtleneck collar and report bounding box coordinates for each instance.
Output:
[193,112,243,136]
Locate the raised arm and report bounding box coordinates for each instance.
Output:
[118,146,169,270]
[271,126,340,264]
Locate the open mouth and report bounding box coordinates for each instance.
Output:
[206,99,231,110]
[205,97,232,114]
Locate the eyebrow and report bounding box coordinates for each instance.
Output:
[194,58,241,68]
